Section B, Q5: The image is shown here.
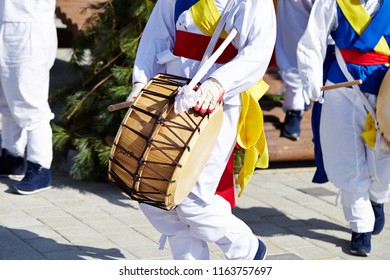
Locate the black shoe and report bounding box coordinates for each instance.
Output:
[371,201,385,235]
[13,161,51,195]
[0,149,26,178]
[282,110,303,141]
[253,239,268,260]
[350,232,371,257]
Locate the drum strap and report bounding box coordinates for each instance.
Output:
[335,46,390,149]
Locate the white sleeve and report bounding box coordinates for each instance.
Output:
[132,0,176,85]
[297,0,338,102]
[210,0,277,98]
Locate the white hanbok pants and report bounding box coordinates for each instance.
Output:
[320,87,390,233]
[0,21,57,168]
[140,104,259,259]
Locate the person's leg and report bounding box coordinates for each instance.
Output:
[0,22,56,193]
[341,190,374,256]
[0,111,27,176]
[280,70,305,141]
[139,203,210,260]
[366,143,390,235]
[320,88,373,256]
[177,193,261,260]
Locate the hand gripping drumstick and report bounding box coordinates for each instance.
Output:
[320,79,362,91]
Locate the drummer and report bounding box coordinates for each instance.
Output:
[126,0,276,260]
[297,0,390,257]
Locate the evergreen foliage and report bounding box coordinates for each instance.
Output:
[50,0,156,180]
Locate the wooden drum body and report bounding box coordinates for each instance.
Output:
[108,74,223,210]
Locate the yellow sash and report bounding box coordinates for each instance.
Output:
[190,0,269,196]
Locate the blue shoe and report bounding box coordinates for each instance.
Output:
[253,239,268,260]
[371,201,385,235]
[304,102,312,111]
[350,232,371,257]
[13,161,52,195]
[282,110,303,141]
[0,149,26,178]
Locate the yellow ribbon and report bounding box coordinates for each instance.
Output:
[190,0,269,195]
[236,81,269,196]
[362,113,377,148]
[362,112,390,148]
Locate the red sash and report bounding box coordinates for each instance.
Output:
[340,49,390,65]
[173,30,238,63]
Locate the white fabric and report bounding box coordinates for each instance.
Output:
[140,192,258,260]
[174,28,237,114]
[0,0,56,22]
[297,0,381,104]
[174,85,199,114]
[298,0,390,232]
[126,82,145,102]
[194,77,224,114]
[275,0,313,111]
[132,0,276,106]
[0,4,57,167]
[341,190,375,233]
[335,46,390,187]
[0,112,27,157]
[197,0,236,70]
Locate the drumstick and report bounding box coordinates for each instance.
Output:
[320,79,362,91]
[107,101,133,112]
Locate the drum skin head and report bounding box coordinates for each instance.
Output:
[378,69,390,141]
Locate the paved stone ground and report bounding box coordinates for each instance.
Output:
[1,27,390,261]
[1,166,390,260]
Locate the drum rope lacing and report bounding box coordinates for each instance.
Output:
[109,74,210,210]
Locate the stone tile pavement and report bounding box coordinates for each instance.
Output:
[1,30,390,261]
[1,166,390,260]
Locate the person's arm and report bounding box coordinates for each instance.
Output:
[132,0,176,85]
[209,0,277,98]
[297,0,338,104]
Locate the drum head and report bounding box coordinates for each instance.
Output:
[378,68,390,141]
[171,106,223,206]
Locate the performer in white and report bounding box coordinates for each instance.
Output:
[128,0,276,259]
[0,0,57,194]
[297,0,390,257]
[275,0,313,140]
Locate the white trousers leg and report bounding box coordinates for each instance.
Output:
[27,121,53,168]
[320,88,390,232]
[0,111,27,157]
[279,69,305,112]
[139,194,258,260]
[0,21,56,167]
[341,190,375,233]
[138,104,258,259]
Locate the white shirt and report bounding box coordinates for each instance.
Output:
[0,0,56,22]
[297,0,382,102]
[132,0,276,105]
